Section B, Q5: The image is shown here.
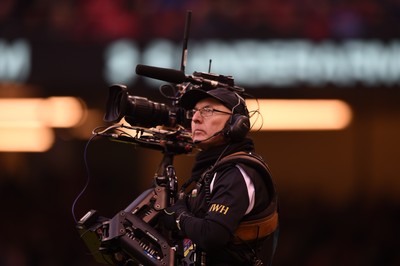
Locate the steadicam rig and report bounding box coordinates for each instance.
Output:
[76,124,189,266]
[75,10,251,266]
[76,68,250,266]
[76,66,249,265]
[77,66,250,266]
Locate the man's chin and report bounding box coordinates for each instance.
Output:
[193,137,205,143]
[193,134,212,143]
[192,134,207,143]
[193,135,226,150]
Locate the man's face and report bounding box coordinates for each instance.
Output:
[191,98,231,149]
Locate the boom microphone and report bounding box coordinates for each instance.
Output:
[136,64,187,84]
[135,64,238,89]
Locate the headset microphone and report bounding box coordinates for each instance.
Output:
[193,129,224,144]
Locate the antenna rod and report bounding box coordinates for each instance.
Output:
[180,10,192,72]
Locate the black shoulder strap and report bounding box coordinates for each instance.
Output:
[216,151,271,175]
[215,152,276,196]
[218,152,279,264]
[202,151,278,208]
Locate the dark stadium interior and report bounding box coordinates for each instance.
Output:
[1,1,399,265]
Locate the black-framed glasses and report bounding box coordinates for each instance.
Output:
[186,107,232,119]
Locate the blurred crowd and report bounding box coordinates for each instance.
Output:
[1,0,400,42]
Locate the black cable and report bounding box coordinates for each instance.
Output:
[71,133,97,223]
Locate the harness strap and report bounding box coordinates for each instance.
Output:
[197,151,279,265]
[233,210,279,243]
[213,152,279,243]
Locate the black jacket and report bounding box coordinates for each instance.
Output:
[179,139,278,265]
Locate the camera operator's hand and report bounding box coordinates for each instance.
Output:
[162,198,191,232]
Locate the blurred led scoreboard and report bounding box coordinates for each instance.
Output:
[1,38,400,88]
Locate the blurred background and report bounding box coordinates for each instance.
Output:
[1,0,399,265]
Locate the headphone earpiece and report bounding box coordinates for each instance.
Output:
[224,113,250,141]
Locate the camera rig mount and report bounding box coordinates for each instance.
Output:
[75,10,250,266]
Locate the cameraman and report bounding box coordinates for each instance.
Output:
[163,88,279,265]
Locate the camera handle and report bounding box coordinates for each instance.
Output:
[123,152,178,223]
[155,152,179,204]
[77,152,182,266]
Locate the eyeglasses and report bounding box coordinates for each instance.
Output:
[186,107,232,119]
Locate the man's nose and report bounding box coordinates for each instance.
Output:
[191,109,203,122]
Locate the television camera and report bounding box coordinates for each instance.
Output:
[75,64,246,265]
[75,11,248,266]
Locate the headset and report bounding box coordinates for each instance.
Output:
[192,92,251,145]
[223,92,251,141]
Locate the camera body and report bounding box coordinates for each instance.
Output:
[103,68,243,130]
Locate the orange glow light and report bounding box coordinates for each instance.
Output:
[246,99,352,131]
[0,97,85,152]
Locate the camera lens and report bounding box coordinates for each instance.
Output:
[104,84,177,128]
[124,96,170,127]
[104,85,128,123]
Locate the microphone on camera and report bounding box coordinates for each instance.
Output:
[135,64,231,88]
[136,64,187,84]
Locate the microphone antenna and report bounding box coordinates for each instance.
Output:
[180,10,192,72]
[208,59,212,73]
